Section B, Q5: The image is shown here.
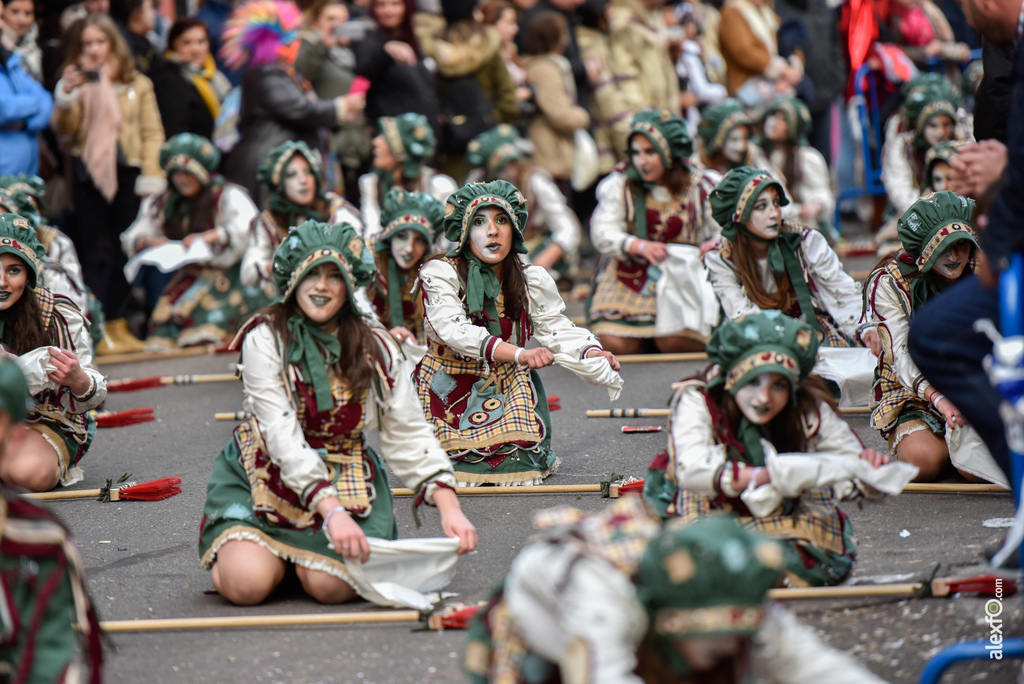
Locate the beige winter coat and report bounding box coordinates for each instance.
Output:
[607,0,680,115]
[577,25,632,174]
[523,54,590,181]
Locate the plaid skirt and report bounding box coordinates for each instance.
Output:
[25,403,96,487]
[587,256,656,338]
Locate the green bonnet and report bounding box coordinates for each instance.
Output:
[897,191,976,274]
[272,220,376,305]
[697,99,752,156]
[465,124,529,176]
[626,108,694,169]
[705,311,819,394]
[258,140,325,196]
[709,166,789,243]
[0,214,45,289]
[160,133,221,186]
[0,174,46,216]
[379,114,436,180]
[443,180,529,257]
[762,95,812,146]
[902,87,959,150]
[924,141,961,184]
[377,188,444,251]
[0,359,30,423]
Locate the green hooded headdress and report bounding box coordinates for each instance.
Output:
[761,95,812,146]
[896,191,977,310]
[465,124,529,177]
[902,87,959,151]
[0,214,47,346]
[625,109,694,241]
[924,141,961,188]
[697,99,752,158]
[258,140,328,230]
[0,359,30,423]
[160,133,225,225]
[443,181,528,337]
[0,173,47,215]
[704,311,819,466]
[377,113,436,188]
[635,515,785,676]
[376,188,444,329]
[271,220,376,412]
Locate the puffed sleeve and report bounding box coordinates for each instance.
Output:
[240,323,337,509]
[869,272,932,400]
[240,213,275,288]
[695,170,722,243]
[755,604,888,683]
[526,266,603,358]
[329,200,365,235]
[358,172,382,245]
[427,172,459,204]
[530,172,581,254]
[120,194,165,258]
[367,332,457,503]
[207,184,259,269]
[801,230,864,340]
[704,247,762,321]
[880,131,920,216]
[671,385,735,496]
[808,402,864,460]
[14,299,106,413]
[47,230,85,288]
[419,259,495,359]
[795,146,835,224]
[590,171,640,258]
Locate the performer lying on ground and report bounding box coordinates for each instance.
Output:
[866,191,1006,485]
[199,220,476,606]
[644,312,890,586]
[0,215,106,491]
[417,180,620,486]
[464,508,887,683]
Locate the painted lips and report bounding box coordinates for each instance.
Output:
[0,291,10,301]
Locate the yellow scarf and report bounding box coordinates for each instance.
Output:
[168,51,221,120]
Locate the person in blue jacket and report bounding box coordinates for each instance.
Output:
[0,40,52,175]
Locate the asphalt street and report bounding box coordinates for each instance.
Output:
[37,327,1022,684]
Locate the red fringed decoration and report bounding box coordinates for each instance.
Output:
[618,480,645,494]
[107,376,164,392]
[111,477,183,502]
[426,604,484,630]
[547,396,561,411]
[95,408,155,428]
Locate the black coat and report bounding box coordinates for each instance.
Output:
[151,62,216,140]
[352,31,440,131]
[220,65,339,201]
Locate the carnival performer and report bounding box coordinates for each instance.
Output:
[465,124,582,286]
[369,188,443,345]
[705,166,872,348]
[866,192,1006,485]
[358,113,458,246]
[240,140,363,291]
[587,109,720,355]
[121,132,269,348]
[923,141,961,193]
[644,312,892,586]
[199,220,477,606]
[0,215,106,491]
[0,361,103,683]
[417,180,621,486]
[760,96,836,241]
[464,509,887,683]
[696,98,776,181]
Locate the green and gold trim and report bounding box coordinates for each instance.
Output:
[712,111,752,153]
[269,145,323,188]
[653,605,764,637]
[281,244,361,302]
[914,100,957,135]
[381,117,407,161]
[629,121,672,164]
[163,154,212,186]
[916,220,977,272]
[730,172,782,224]
[724,349,800,391]
[487,143,521,175]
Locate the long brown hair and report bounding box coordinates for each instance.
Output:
[1,287,48,355]
[269,195,332,233]
[163,184,221,240]
[711,374,838,454]
[731,232,797,312]
[265,297,380,396]
[59,14,137,84]
[454,249,528,325]
[625,156,691,198]
[773,143,803,203]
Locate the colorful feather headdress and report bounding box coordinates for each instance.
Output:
[220,0,303,72]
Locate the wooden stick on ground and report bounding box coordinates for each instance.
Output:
[390,484,605,497]
[768,584,920,600]
[617,352,708,363]
[215,411,249,421]
[586,407,872,417]
[99,610,423,633]
[95,345,216,366]
[903,483,1009,493]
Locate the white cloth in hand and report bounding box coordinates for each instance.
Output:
[552,352,623,400]
[340,536,461,610]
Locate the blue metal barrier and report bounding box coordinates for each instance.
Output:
[834,65,888,230]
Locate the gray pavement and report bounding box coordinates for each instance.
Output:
[36,344,1022,684]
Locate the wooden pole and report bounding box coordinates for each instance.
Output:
[24,489,104,501]
[215,411,249,421]
[617,352,708,363]
[95,345,215,366]
[159,373,239,385]
[586,407,872,417]
[390,484,604,497]
[98,610,423,633]
[903,483,1010,493]
[768,584,920,600]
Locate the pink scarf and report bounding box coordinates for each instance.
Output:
[79,69,123,202]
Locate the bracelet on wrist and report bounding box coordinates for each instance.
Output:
[930,392,946,409]
[322,505,348,532]
[514,347,524,365]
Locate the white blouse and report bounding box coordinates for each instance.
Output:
[527,171,581,255]
[866,269,932,401]
[40,227,89,315]
[358,170,458,248]
[240,321,457,508]
[771,146,835,226]
[704,228,866,341]
[121,184,258,269]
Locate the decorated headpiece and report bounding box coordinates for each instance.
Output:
[627,108,693,168]
[0,189,21,215]
[160,133,221,186]
[898,191,976,275]
[443,180,529,256]
[272,220,375,305]
[899,72,950,99]
[465,125,530,176]
[220,0,302,72]
[0,174,46,214]
[762,95,812,146]
[636,516,783,672]
[705,311,819,394]
[259,140,324,193]
[378,114,436,180]
[924,141,962,182]
[709,166,789,242]
[0,214,46,289]
[697,99,752,156]
[902,86,959,149]
[377,188,444,251]
[0,359,29,423]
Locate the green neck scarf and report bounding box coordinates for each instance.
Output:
[899,258,949,311]
[742,227,820,333]
[268,193,324,233]
[286,314,342,413]
[386,256,407,330]
[626,168,655,241]
[734,416,767,467]
[462,252,503,337]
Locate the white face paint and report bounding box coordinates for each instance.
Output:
[390,228,428,270]
[930,161,949,191]
[932,240,971,281]
[922,115,954,147]
[763,113,789,142]
[468,206,513,265]
[722,127,748,163]
[283,154,317,206]
[295,263,348,323]
[744,186,782,241]
[733,371,790,425]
